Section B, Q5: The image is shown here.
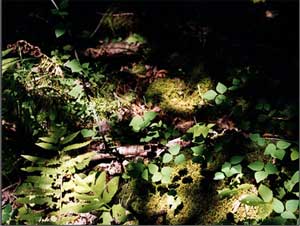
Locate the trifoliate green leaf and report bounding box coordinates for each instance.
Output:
[281,211,297,219]
[271,149,286,160]
[152,172,162,182]
[191,145,204,156]
[215,94,226,105]
[290,149,299,161]
[168,144,180,155]
[240,194,264,206]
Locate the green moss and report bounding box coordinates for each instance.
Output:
[146,78,213,114]
[201,183,273,224]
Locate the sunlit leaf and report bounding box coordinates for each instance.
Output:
[100,211,113,225]
[216,82,227,94]
[162,153,173,163]
[112,204,127,223]
[148,164,159,174]
[276,140,291,150]
[65,59,82,73]
[264,143,276,155]
[35,142,57,150]
[62,140,92,152]
[174,154,185,164]
[285,200,299,213]
[102,176,119,204]
[191,145,204,156]
[215,94,226,105]
[272,198,284,213]
[203,90,218,100]
[254,171,268,183]
[281,211,297,219]
[248,161,264,171]
[143,111,157,125]
[152,172,162,182]
[55,27,66,38]
[168,144,180,155]
[21,155,47,163]
[258,184,273,202]
[240,194,264,206]
[93,171,106,196]
[290,148,299,161]
[214,172,225,180]
[264,163,278,174]
[129,115,144,132]
[60,131,80,145]
[271,149,286,160]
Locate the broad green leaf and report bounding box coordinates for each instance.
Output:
[221,162,232,177]
[21,155,47,163]
[215,94,226,105]
[62,140,92,152]
[74,174,91,193]
[203,90,218,100]
[168,144,180,155]
[248,161,264,171]
[258,184,273,202]
[214,172,225,180]
[191,145,204,156]
[231,164,242,174]
[254,171,268,183]
[102,176,119,204]
[271,149,286,160]
[276,140,291,150]
[38,136,57,144]
[264,163,278,174]
[152,172,162,182]
[161,175,172,184]
[162,153,173,163]
[290,149,299,161]
[148,164,159,174]
[93,171,106,196]
[218,188,238,198]
[65,59,82,73]
[240,194,264,206]
[285,200,299,213]
[216,82,227,94]
[112,204,127,223]
[2,204,12,224]
[35,142,57,150]
[100,212,113,225]
[272,198,284,213]
[291,170,299,184]
[60,131,80,145]
[69,84,83,98]
[264,143,276,155]
[281,211,297,219]
[2,59,19,74]
[257,137,266,147]
[129,115,144,132]
[174,154,186,164]
[230,155,244,165]
[2,48,13,57]
[143,111,157,125]
[142,169,149,181]
[55,27,66,38]
[249,133,260,142]
[81,129,96,138]
[232,78,240,85]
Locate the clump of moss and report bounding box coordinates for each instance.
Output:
[146,78,211,114]
[201,183,273,224]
